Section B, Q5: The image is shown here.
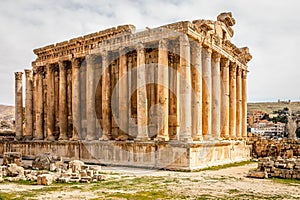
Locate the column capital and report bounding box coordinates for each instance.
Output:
[203,46,213,55]
[14,72,23,80]
[212,52,221,62]
[58,60,67,70]
[242,70,248,79]
[71,57,83,68]
[136,42,145,51]
[118,47,129,56]
[237,67,243,76]
[159,39,168,49]
[24,70,32,79]
[180,34,189,45]
[86,54,98,64]
[229,63,237,76]
[220,58,230,68]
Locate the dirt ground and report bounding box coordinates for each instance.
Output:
[0,162,299,199]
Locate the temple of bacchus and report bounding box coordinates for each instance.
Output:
[9,12,252,170]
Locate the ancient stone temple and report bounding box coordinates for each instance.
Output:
[8,12,252,170]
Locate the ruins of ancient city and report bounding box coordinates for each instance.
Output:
[10,12,253,171]
[0,8,299,199]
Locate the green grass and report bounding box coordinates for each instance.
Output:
[196,160,255,172]
[269,177,300,185]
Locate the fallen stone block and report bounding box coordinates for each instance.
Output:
[247,170,268,179]
[37,174,53,185]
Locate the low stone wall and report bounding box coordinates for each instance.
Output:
[0,140,251,171]
[247,133,300,158]
[248,157,300,179]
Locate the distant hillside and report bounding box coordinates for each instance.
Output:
[0,105,14,120]
[248,102,300,114]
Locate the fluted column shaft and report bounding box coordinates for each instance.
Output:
[242,70,248,138]
[24,70,33,140]
[211,52,221,139]
[118,48,129,137]
[191,42,202,141]
[229,63,237,139]
[202,47,212,139]
[220,58,230,139]
[179,35,192,142]
[101,51,112,140]
[86,55,97,140]
[14,72,23,140]
[46,65,55,141]
[71,58,81,140]
[58,61,68,140]
[236,67,242,139]
[157,39,169,141]
[135,43,148,141]
[35,69,44,140]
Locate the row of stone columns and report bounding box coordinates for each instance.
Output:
[14,37,248,142]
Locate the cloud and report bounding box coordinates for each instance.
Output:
[0,0,299,104]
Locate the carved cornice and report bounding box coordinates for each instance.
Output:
[31,13,252,74]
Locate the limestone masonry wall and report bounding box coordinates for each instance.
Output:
[248,133,300,158]
[249,157,300,179]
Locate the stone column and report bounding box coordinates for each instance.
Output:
[35,69,44,140]
[118,48,129,139]
[58,61,68,140]
[236,67,242,139]
[14,72,23,140]
[242,70,248,139]
[100,50,112,140]
[86,55,97,140]
[202,47,212,139]
[211,52,221,139]
[191,42,202,141]
[220,58,230,139]
[71,58,82,140]
[46,64,55,141]
[135,43,148,141]
[24,70,33,140]
[229,63,237,139]
[179,35,192,142]
[157,39,169,141]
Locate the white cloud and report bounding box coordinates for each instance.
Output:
[0,0,300,105]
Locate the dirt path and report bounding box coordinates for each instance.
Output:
[0,163,299,199]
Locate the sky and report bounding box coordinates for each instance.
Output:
[0,0,299,105]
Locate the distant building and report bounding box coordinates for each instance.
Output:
[250,120,285,137]
[247,110,266,126]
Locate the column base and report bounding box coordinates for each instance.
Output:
[192,136,203,141]
[155,136,169,142]
[99,135,111,141]
[70,136,81,141]
[179,137,193,143]
[46,135,56,141]
[115,134,129,141]
[58,136,69,141]
[14,136,23,141]
[134,137,149,142]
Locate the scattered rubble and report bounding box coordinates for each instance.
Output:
[0,153,106,185]
[248,156,300,179]
[248,134,300,158]
[3,152,22,166]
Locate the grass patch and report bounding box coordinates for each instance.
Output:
[228,189,240,194]
[269,177,300,185]
[0,193,17,200]
[107,190,177,199]
[197,160,255,171]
